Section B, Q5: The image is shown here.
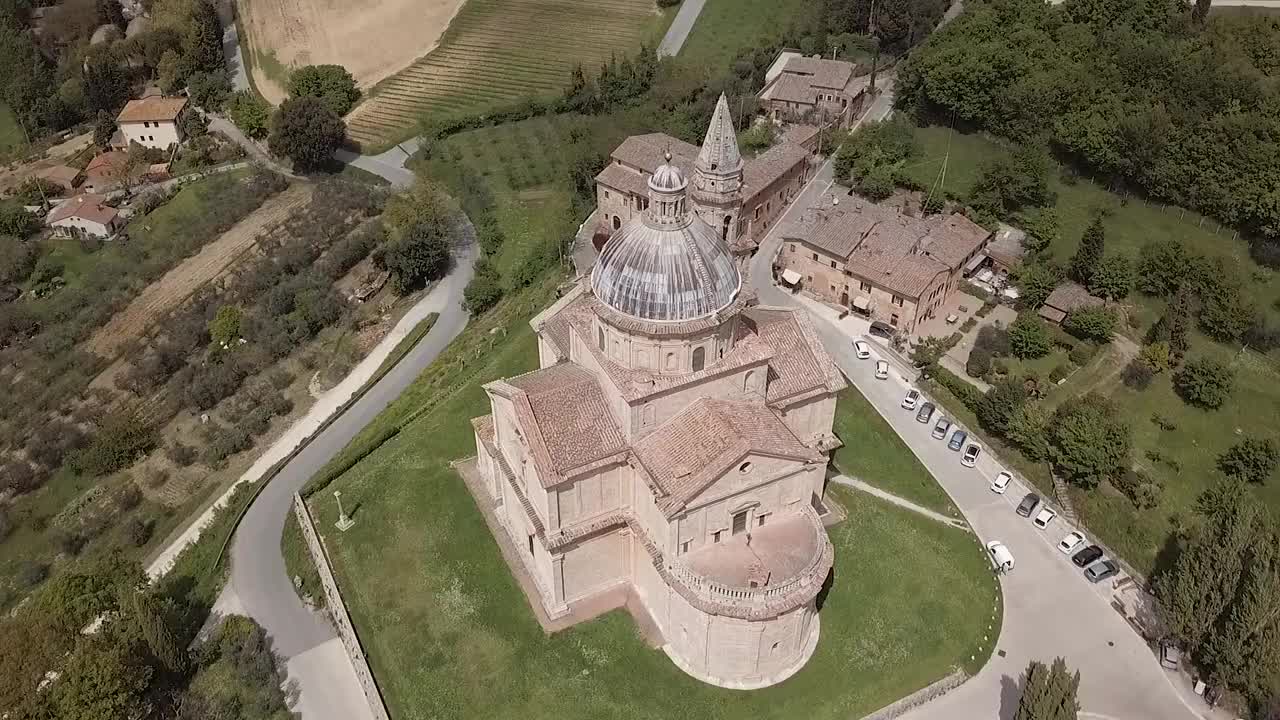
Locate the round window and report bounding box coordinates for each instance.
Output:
[738,461,752,473]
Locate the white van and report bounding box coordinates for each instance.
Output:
[986,541,1014,574]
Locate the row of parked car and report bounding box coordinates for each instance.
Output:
[900,388,983,467]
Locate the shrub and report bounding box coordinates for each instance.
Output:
[1174,358,1234,409]
[200,423,252,468]
[1048,393,1131,488]
[382,220,452,293]
[1064,306,1116,343]
[1068,342,1094,366]
[1049,363,1072,383]
[931,366,984,413]
[959,317,978,333]
[14,561,50,590]
[69,412,157,477]
[124,517,154,547]
[1139,342,1171,373]
[227,90,270,139]
[1217,437,1279,484]
[51,528,87,556]
[1009,312,1052,358]
[978,379,1026,434]
[143,468,170,489]
[974,324,1011,356]
[0,235,38,284]
[463,258,504,314]
[1121,359,1154,389]
[166,442,197,467]
[966,347,993,378]
[1114,469,1163,509]
[117,482,143,511]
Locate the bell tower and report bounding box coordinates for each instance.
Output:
[691,93,745,246]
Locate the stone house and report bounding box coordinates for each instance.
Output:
[1037,281,1104,324]
[46,194,122,238]
[467,134,846,689]
[82,151,131,194]
[776,192,992,335]
[594,95,813,260]
[116,96,188,150]
[758,55,870,128]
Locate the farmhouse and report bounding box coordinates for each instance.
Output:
[1037,281,1104,324]
[465,117,846,690]
[758,54,870,128]
[595,95,813,258]
[46,194,122,238]
[116,96,188,150]
[83,151,130,194]
[776,192,992,335]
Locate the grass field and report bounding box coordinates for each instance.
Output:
[0,102,26,158]
[899,124,1280,573]
[306,279,998,718]
[832,386,960,516]
[677,0,816,71]
[345,0,674,149]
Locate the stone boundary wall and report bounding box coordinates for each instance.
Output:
[293,493,392,720]
[859,669,969,720]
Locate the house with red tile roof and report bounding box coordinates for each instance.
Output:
[46,194,122,238]
[116,96,188,150]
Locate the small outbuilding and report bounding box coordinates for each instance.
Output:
[34,165,83,193]
[1038,281,1104,324]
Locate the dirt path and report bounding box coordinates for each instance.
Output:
[87,184,314,360]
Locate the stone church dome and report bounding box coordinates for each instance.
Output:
[592,157,741,323]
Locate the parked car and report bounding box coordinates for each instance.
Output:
[961,443,981,467]
[869,320,894,339]
[948,430,968,451]
[1058,531,1085,555]
[990,471,1012,494]
[986,541,1014,574]
[875,360,889,379]
[1016,493,1041,517]
[902,389,920,410]
[1160,640,1182,670]
[1084,559,1120,583]
[916,402,935,423]
[854,340,871,359]
[931,417,951,439]
[1072,545,1104,568]
[1033,507,1058,529]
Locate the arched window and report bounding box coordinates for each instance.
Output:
[692,347,705,372]
[722,215,732,241]
[612,215,621,230]
[665,352,676,371]
[597,326,605,351]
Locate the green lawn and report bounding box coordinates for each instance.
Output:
[677,0,817,70]
[281,512,325,609]
[832,386,960,516]
[310,299,998,717]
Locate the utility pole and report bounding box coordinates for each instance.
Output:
[868,0,881,96]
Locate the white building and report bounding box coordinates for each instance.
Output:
[46,194,122,238]
[116,96,188,150]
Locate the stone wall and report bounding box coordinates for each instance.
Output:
[859,669,968,720]
[292,493,392,720]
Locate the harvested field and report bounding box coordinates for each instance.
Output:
[237,0,469,104]
[345,0,668,149]
[87,184,313,359]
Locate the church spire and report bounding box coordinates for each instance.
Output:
[696,94,743,176]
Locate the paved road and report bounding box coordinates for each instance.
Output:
[657,0,708,57]
[744,88,1201,720]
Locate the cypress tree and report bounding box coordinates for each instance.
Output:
[183,0,224,75]
[129,590,188,675]
[1070,216,1106,285]
[1014,657,1080,720]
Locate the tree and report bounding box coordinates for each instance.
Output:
[182,0,223,75]
[380,220,451,293]
[462,257,503,314]
[227,89,269,139]
[1137,240,1193,297]
[832,117,915,187]
[268,96,344,172]
[93,109,116,149]
[1088,253,1133,300]
[1049,393,1130,488]
[287,64,360,115]
[1069,216,1105,286]
[52,631,152,720]
[1008,402,1053,460]
[83,57,129,114]
[1063,306,1116,343]
[1193,0,1212,23]
[97,0,125,29]
[1199,286,1257,344]
[1014,262,1062,310]
[966,346,993,377]
[1013,657,1080,720]
[384,178,456,239]
[1139,341,1171,373]
[186,69,230,111]
[1174,357,1234,409]
[208,305,242,347]
[978,379,1026,434]
[970,141,1053,217]
[1121,359,1155,389]
[0,202,39,237]
[1148,286,1194,359]
[157,49,186,95]
[1009,312,1052,358]
[1218,438,1279,484]
[1016,207,1060,255]
[126,590,188,674]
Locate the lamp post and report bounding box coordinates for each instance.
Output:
[334,490,354,532]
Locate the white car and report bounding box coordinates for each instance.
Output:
[986,540,1014,573]
[901,389,920,410]
[875,360,889,379]
[960,443,981,467]
[1033,507,1058,529]
[854,340,871,359]
[990,471,1012,494]
[1058,531,1085,554]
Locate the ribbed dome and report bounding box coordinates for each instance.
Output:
[591,212,741,323]
[649,162,687,192]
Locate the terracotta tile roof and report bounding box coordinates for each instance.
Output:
[496,363,627,486]
[116,96,187,124]
[920,213,991,268]
[594,162,651,197]
[782,56,856,89]
[633,399,820,514]
[782,124,821,147]
[609,133,699,171]
[35,164,81,189]
[1044,281,1104,313]
[46,194,119,226]
[743,307,846,404]
[84,151,129,180]
[764,73,817,105]
[744,142,809,196]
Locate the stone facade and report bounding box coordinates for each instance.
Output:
[758,54,871,128]
[466,113,846,688]
[776,192,992,335]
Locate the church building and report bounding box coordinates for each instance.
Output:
[464,98,847,689]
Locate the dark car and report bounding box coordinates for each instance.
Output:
[1015,493,1040,517]
[1072,544,1104,568]
[915,402,935,423]
[947,430,968,451]
[869,320,895,339]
